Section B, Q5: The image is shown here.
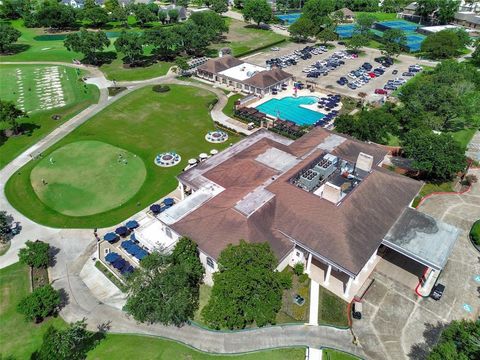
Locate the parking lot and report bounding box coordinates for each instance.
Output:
[243,42,431,102]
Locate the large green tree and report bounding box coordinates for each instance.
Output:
[416,0,438,23]
[0,211,14,244]
[18,240,50,268]
[133,3,157,26]
[202,241,291,329]
[421,29,464,59]
[144,27,182,59]
[82,5,109,28]
[124,238,204,326]
[437,0,460,24]
[427,320,480,360]
[0,99,26,135]
[289,16,316,41]
[346,33,369,53]
[402,129,466,181]
[211,0,228,13]
[242,0,272,27]
[64,29,110,65]
[381,28,407,58]
[0,23,21,54]
[114,31,144,65]
[17,284,61,322]
[472,38,480,66]
[35,1,77,30]
[355,12,377,34]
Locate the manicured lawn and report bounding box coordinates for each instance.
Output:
[193,284,212,326]
[323,348,361,360]
[355,12,398,21]
[0,64,100,169]
[88,334,305,359]
[224,94,243,118]
[412,182,454,208]
[0,262,67,359]
[318,287,349,328]
[31,141,147,216]
[5,85,241,228]
[449,127,478,150]
[100,58,173,81]
[470,220,480,246]
[276,268,310,324]
[210,18,287,57]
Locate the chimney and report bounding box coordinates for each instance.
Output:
[356,152,374,173]
[322,182,342,204]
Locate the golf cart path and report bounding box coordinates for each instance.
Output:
[0,63,363,356]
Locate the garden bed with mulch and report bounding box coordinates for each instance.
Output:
[31,267,49,290]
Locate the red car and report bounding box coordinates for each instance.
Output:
[368,72,376,78]
[375,88,388,95]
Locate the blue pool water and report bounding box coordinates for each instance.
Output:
[256,96,324,126]
[276,13,302,25]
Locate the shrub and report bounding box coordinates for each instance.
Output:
[17,284,61,322]
[470,221,480,246]
[18,240,50,268]
[293,262,304,276]
[298,273,309,283]
[152,85,170,93]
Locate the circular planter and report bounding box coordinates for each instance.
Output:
[205,130,228,143]
[154,152,181,167]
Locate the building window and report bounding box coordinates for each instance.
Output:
[296,251,301,257]
[206,257,214,268]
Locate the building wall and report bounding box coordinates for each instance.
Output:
[199,249,218,286]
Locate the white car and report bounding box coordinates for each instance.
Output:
[271,47,280,51]
[347,73,357,79]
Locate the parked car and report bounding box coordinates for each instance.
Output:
[430,283,445,300]
[352,302,362,320]
[392,70,398,75]
[403,72,415,77]
[375,88,388,95]
[271,47,280,51]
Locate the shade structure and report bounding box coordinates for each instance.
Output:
[210,149,218,155]
[188,158,198,165]
[199,153,208,159]
[163,198,174,207]
[112,258,126,270]
[121,240,134,250]
[126,220,139,229]
[103,232,118,242]
[121,264,134,275]
[105,252,120,263]
[150,204,161,213]
[135,249,148,260]
[130,233,137,241]
[115,226,128,236]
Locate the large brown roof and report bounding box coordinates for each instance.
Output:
[243,68,292,89]
[196,55,244,74]
[172,128,422,275]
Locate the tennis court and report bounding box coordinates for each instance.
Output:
[375,20,420,32]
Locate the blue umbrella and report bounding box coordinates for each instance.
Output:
[135,249,148,260]
[163,198,174,207]
[113,258,126,270]
[115,226,128,236]
[126,220,139,230]
[121,240,134,250]
[130,233,137,241]
[150,204,161,213]
[105,252,120,263]
[103,232,118,242]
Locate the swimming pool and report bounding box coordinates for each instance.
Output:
[256,96,324,126]
[276,13,301,25]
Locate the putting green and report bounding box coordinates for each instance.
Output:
[30,141,146,217]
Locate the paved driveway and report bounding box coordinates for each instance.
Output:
[354,169,480,360]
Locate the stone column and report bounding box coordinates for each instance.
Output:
[344,276,353,298]
[324,264,332,285]
[306,252,312,274]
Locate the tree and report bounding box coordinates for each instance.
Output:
[211,0,228,13]
[158,10,167,24]
[124,238,204,326]
[437,0,460,25]
[0,99,26,134]
[175,57,189,71]
[64,29,110,65]
[346,33,369,53]
[0,0,24,19]
[133,3,156,26]
[381,29,407,58]
[33,319,102,360]
[82,6,109,28]
[174,21,211,55]
[317,27,337,44]
[416,0,438,23]
[189,10,228,41]
[242,0,272,27]
[402,130,466,181]
[177,0,189,7]
[144,27,182,59]
[202,241,291,329]
[17,285,61,322]
[18,240,50,268]
[111,6,128,26]
[381,0,409,13]
[0,211,14,244]
[0,23,21,52]
[289,16,316,42]
[104,0,120,12]
[114,31,144,65]
[421,29,463,59]
[472,39,480,66]
[301,0,335,35]
[35,2,77,30]
[168,8,180,23]
[427,320,480,359]
[355,12,377,34]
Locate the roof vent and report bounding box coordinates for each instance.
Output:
[356,152,374,173]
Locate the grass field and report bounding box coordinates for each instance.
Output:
[318,287,349,327]
[193,284,212,326]
[411,181,454,208]
[5,85,240,228]
[0,261,305,359]
[355,12,398,21]
[223,94,243,118]
[100,58,173,81]
[323,348,360,360]
[31,141,147,216]
[0,64,99,169]
[0,262,67,359]
[87,335,305,359]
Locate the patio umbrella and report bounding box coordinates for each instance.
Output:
[130,233,137,241]
[188,158,198,165]
[115,226,128,236]
[150,204,161,213]
[199,153,208,159]
[135,250,148,261]
[163,198,174,207]
[113,258,126,270]
[121,240,133,250]
[126,220,139,230]
[210,149,218,155]
[103,232,118,242]
[105,252,120,263]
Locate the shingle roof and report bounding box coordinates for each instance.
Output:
[243,68,292,89]
[196,56,244,74]
[171,128,422,275]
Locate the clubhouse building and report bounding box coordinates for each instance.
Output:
[196,55,292,96]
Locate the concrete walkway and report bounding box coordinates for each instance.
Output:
[0,61,361,356]
[309,280,320,326]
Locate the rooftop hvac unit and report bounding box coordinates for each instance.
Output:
[314,159,335,178]
[299,169,320,191]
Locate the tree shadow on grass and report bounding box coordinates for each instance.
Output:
[1,44,31,55]
[82,51,117,66]
[18,123,41,137]
[408,321,446,360]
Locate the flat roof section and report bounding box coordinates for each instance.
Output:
[382,208,460,270]
[219,63,266,81]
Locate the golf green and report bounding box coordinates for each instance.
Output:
[30,141,146,217]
